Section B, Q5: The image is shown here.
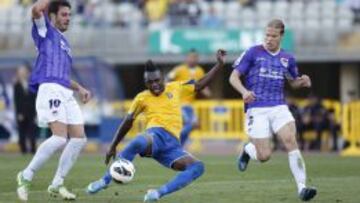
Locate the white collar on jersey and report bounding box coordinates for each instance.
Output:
[262,44,281,56]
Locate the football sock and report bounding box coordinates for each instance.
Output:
[288,149,306,194]
[22,135,67,181]
[244,142,258,160]
[51,137,87,187]
[158,161,204,198]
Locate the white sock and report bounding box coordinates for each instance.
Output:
[51,137,87,187]
[22,135,67,181]
[244,143,258,160]
[288,149,306,194]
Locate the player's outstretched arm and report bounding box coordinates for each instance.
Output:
[105,115,135,165]
[32,0,50,19]
[194,49,226,92]
[289,74,312,89]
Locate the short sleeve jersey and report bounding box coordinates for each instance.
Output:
[128,81,195,138]
[29,14,72,92]
[233,45,299,111]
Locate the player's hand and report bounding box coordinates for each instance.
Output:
[216,49,226,65]
[105,147,117,165]
[299,75,311,87]
[242,90,256,103]
[78,87,92,104]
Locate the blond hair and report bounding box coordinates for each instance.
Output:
[267,19,285,35]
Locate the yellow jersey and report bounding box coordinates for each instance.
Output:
[168,64,205,103]
[127,81,195,138]
[145,0,168,22]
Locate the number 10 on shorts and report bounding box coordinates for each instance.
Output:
[49,99,61,109]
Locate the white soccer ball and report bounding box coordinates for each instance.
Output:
[109,158,135,184]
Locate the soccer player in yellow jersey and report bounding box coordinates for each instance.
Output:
[167,49,211,146]
[87,50,226,202]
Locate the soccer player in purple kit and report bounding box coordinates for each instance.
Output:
[16,0,90,201]
[229,19,317,201]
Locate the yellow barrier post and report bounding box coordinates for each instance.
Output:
[341,102,360,156]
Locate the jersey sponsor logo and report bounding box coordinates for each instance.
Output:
[255,57,266,62]
[259,67,283,79]
[280,57,289,68]
[60,40,72,57]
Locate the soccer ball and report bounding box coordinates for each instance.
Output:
[109,158,135,184]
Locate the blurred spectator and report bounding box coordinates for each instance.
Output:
[0,79,9,137]
[18,0,33,7]
[186,0,201,26]
[0,74,16,140]
[13,65,37,154]
[240,0,256,7]
[145,0,168,29]
[286,97,305,150]
[0,0,14,8]
[201,5,223,28]
[83,0,97,26]
[168,0,201,27]
[168,0,187,26]
[344,0,360,24]
[75,0,87,15]
[302,95,328,150]
[326,109,341,151]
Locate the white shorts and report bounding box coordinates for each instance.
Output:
[36,83,84,127]
[245,105,295,139]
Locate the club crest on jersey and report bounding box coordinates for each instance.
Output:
[280,58,289,68]
[166,92,173,99]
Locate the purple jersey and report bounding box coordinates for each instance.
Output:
[29,14,72,92]
[233,45,299,111]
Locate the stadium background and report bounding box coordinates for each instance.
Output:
[0,0,360,202]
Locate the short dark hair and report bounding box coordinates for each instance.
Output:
[267,19,285,35]
[145,60,159,72]
[48,0,71,17]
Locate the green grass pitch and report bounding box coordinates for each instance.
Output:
[1,153,359,203]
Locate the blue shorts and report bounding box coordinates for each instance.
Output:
[146,127,190,168]
[182,105,197,126]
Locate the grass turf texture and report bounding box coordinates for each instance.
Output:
[0,153,359,203]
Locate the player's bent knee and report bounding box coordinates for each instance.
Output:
[257,152,271,162]
[131,136,147,148]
